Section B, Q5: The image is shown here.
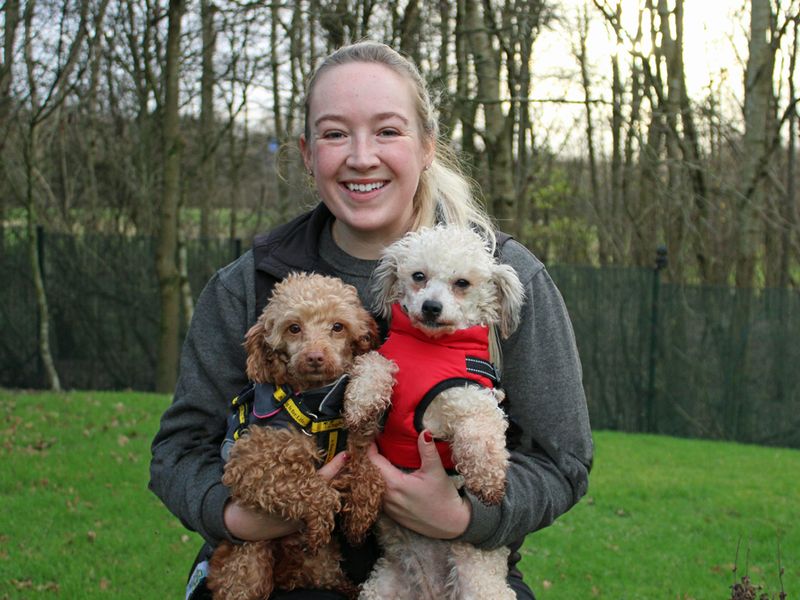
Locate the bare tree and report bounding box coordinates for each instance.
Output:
[199,0,218,240]
[462,0,516,233]
[17,0,99,391]
[0,0,20,152]
[739,0,776,288]
[0,0,22,237]
[155,0,187,393]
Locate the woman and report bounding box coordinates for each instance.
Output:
[150,41,593,599]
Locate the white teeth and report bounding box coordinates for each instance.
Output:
[346,182,385,192]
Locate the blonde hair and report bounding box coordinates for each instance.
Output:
[303,41,497,249]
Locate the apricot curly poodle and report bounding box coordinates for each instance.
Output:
[206,273,394,600]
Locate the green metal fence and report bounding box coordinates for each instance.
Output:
[2,228,799,448]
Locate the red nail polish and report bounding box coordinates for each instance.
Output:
[423,431,433,443]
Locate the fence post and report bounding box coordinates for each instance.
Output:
[645,245,668,433]
[36,225,45,384]
[231,237,242,262]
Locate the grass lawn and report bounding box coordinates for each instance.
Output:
[1,390,798,599]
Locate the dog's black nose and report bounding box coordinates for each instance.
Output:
[421,300,443,319]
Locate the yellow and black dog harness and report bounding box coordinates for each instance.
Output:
[221,375,349,465]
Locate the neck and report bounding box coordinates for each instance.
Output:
[331,219,410,260]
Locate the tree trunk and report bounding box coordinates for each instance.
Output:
[608,3,623,266]
[781,18,798,289]
[0,0,21,152]
[20,0,92,390]
[155,0,185,393]
[455,0,477,170]
[271,0,290,216]
[577,7,605,263]
[739,0,774,288]
[464,0,516,231]
[1,0,21,238]
[25,125,61,391]
[657,0,684,281]
[398,0,420,63]
[199,0,217,240]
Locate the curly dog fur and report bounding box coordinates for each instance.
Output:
[206,272,388,600]
[350,226,526,600]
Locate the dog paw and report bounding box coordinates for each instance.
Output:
[303,512,336,553]
[344,352,397,434]
[463,469,507,506]
[473,483,506,506]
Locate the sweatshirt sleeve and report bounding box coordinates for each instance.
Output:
[457,240,594,549]
[149,252,256,546]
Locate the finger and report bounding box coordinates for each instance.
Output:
[367,441,403,481]
[417,430,444,473]
[366,441,390,467]
[317,450,348,481]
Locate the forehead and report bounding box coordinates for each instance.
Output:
[396,232,494,280]
[308,62,419,127]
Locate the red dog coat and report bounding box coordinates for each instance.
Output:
[377,303,498,470]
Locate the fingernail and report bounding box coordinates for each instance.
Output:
[342,452,350,462]
[423,431,433,443]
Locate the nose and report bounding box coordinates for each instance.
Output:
[421,300,443,320]
[305,351,325,367]
[346,134,380,170]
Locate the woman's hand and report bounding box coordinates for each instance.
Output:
[368,431,471,539]
[223,450,350,541]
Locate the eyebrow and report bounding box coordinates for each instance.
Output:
[313,111,411,128]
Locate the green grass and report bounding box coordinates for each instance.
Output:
[0,390,201,599]
[1,390,798,599]
[524,432,799,599]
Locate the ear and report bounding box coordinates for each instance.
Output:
[422,139,435,172]
[299,135,312,173]
[351,309,380,355]
[243,317,288,384]
[371,250,402,319]
[492,264,525,338]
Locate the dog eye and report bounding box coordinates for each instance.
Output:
[412,272,426,283]
[287,324,301,334]
[331,323,344,332]
[454,279,471,289]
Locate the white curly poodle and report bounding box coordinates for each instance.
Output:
[344,225,526,600]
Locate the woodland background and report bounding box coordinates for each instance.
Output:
[1,0,798,409]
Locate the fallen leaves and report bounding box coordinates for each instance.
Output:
[10,579,60,593]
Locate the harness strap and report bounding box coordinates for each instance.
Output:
[223,379,349,465]
[412,377,486,435]
[465,356,500,386]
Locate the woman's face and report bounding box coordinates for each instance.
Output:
[300,62,433,258]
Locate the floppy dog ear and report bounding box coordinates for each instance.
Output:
[492,264,525,339]
[351,309,380,356]
[243,316,289,384]
[371,248,402,319]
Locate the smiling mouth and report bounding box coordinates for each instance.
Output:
[344,181,386,193]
